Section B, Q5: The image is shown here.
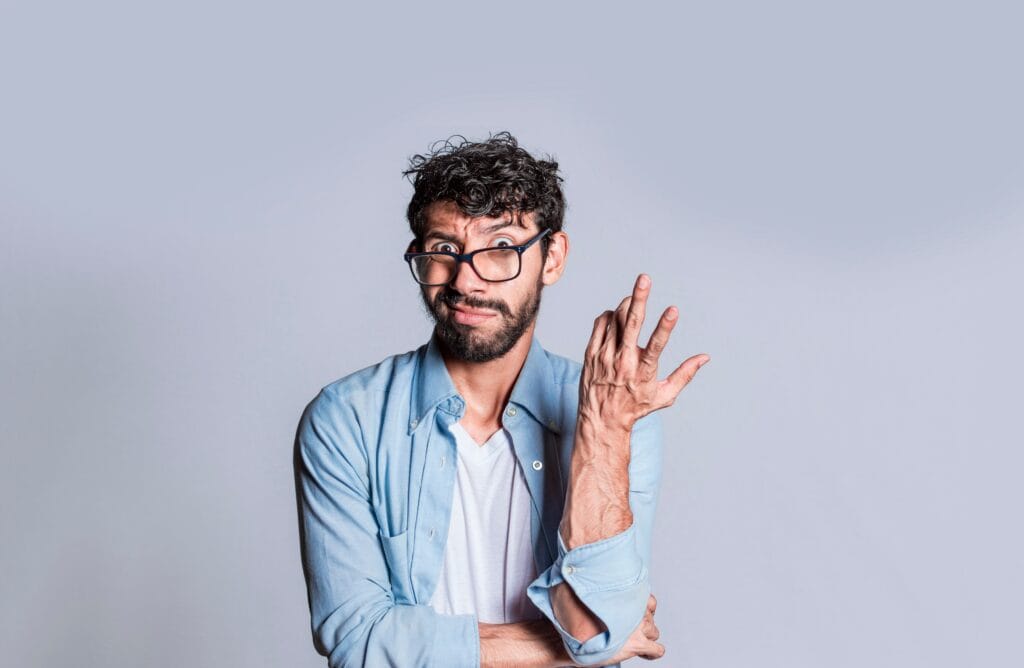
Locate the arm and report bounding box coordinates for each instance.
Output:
[295,388,479,667]
[479,619,575,668]
[553,414,633,642]
[527,274,709,666]
[479,613,663,668]
[526,411,663,666]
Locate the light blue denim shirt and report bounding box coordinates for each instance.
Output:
[295,332,663,667]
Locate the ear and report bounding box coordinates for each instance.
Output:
[541,231,569,287]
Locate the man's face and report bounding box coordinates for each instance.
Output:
[417,200,547,363]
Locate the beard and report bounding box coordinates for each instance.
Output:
[421,273,544,363]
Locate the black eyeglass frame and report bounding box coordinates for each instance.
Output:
[403,228,552,286]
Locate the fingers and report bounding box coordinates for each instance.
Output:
[637,640,666,660]
[641,609,660,641]
[659,353,711,405]
[603,298,628,363]
[645,616,660,641]
[586,310,613,361]
[611,294,630,345]
[639,306,679,372]
[625,599,665,662]
[621,274,650,349]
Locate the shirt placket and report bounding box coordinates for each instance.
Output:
[502,402,561,580]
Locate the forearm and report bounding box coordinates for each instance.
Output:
[552,413,633,642]
[479,620,575,668]
[560,414,632,548]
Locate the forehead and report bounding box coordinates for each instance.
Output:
[422,200,537,237]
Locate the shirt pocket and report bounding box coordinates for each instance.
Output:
[378,528,412,603]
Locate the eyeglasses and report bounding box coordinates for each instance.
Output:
[404,228,552,286]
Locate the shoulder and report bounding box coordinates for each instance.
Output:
[297,345,421,451]
[307,344,423,417]
[320,346,419,401]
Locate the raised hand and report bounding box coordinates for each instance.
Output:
[579,274,710,433]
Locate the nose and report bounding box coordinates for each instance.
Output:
[449,254,487,294]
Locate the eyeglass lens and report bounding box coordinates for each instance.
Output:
[411,248,520,285]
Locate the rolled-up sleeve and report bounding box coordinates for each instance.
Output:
[526,411,664,666]
[295,388,479,668]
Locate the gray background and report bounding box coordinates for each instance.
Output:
[2,1,1022,666]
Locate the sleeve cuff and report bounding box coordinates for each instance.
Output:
[526,522,650,666]
[432,610,480,668]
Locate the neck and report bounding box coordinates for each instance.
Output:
[435,322,536,427]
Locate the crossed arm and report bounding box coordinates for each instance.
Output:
[295,395,661,668]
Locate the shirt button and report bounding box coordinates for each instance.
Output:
[547,419,557,430]
[428,528,435,540]
[532,460,543,470]
[564,565,575,575]
[506,406,517,417]
[409,418,418,429]
[440,456,446,468]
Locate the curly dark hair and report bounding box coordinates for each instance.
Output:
[403,131,565,256]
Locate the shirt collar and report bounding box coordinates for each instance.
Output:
[409,331,561,435]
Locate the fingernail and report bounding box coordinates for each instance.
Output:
[638,274,650,288]
[698,356,711,367]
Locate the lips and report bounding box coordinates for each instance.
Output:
[451,305,496,316]
[449,304,497,325]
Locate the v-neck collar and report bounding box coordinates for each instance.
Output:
[449,421,508,460]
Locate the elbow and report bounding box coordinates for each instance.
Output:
[313,599,394,668]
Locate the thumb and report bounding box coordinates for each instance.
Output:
[659,354,710,405]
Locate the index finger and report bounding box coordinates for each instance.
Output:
[621,273,651,348]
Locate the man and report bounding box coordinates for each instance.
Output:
[294,132,710,667]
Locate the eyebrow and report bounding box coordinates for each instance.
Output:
[423,218,520,243]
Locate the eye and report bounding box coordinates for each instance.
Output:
[492,237,515,248]
[434,241,459,253]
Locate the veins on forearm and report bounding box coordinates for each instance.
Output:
[561,416,633,550]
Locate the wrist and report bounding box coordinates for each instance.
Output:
[574,414,632,466]
[576,405,634,436]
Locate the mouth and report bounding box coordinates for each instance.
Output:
[448,304,498,326]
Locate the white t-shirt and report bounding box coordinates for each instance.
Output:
[428,420,542,623]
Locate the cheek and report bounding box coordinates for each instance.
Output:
[507,285,533,312]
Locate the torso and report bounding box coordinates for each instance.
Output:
[427,419,542,623]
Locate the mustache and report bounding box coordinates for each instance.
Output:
[435,290,511,317]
